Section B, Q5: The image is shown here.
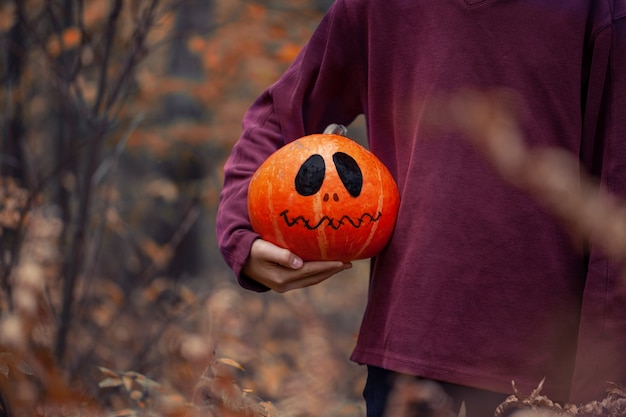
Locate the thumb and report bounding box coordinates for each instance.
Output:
[254,239,303,269]
[278,249,303,269]
[270,244,303,269]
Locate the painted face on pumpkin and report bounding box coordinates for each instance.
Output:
[247,131,399,261]
[279,151,383,231]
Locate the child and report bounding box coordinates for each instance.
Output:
[216,1,626,415]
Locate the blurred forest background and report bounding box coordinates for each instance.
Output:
[0,0,372,416]
[3,1,626,417]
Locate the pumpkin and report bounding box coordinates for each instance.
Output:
[247,124,400,262]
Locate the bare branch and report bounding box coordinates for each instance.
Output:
[104,0,161,114]
[92,0,123,116]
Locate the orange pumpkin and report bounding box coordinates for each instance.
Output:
[247,125,400,261]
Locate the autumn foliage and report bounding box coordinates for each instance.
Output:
[1,1,626,417]
[0,0,369,416]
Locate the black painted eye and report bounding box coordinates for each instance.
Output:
[295,154,325,196]
[333,152,362,197]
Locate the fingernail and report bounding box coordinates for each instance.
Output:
[291,257,303,268]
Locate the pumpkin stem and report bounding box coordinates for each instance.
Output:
[324,124,348,136]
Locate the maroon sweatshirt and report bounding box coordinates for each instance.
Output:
[216,0,626,403]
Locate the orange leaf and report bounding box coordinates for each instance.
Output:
[99,377,124,388]
[246,4,266,20]
[122,375,134,391]
[276,43,302,64]
[82,1,109,28]
[187,35,206,54]
[98,366,120,378]
[62,27,81,49]
[114,409,137,417]
[140,238,173,269]
[218,357,245,371]
[129,390,143,401]
[46,27,81,57]
[0,3,15,32]
[46,36,61,57]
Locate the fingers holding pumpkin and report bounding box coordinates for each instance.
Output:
[243,239,351,292]
[275,260,352,293]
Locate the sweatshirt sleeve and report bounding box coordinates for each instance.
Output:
[215,0,365,291]
[571,4,626,403]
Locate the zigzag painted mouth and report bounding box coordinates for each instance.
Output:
[279,210,382,230]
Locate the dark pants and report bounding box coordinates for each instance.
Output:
[364,366,509,417]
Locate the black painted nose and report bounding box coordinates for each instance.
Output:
[323,193,339,202]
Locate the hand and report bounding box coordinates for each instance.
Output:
[242,239,352,293]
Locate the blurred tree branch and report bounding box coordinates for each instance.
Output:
[55,0,163,364]
[0,0,25,311]
[10,0,166,363]
[428,89,626,269]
